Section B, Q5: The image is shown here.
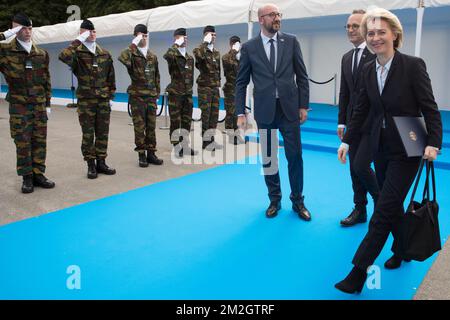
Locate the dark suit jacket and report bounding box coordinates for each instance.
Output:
[338,46,375,133]
[234,32,309,125]
[343,50,443,158]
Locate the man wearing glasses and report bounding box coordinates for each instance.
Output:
[235,3,311,220]
[338,10,379,227]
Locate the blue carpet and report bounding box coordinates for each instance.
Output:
[0,102,449,300]
[0,151,449,300]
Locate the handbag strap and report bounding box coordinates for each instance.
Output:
[420,160,437,202]
[409,158,426,205]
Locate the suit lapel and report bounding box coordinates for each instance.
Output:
[256,34,274,74]
[381,50,399,98]
[355,47,370,81]
[344,50,353,89]
[369,59,385,111]
[276,32,284,73]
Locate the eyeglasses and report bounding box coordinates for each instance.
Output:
[345,24,360,30]
[261,12,283,19]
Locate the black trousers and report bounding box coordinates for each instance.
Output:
[257,100,304,204]
[349,133,380,208]
[352,154,421,270]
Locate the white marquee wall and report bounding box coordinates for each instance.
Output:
[2,6,450,110]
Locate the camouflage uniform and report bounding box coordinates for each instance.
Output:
[222,49,239,131]
[193,43,221,139]
[59,40,116,161]
[163,45,195,145]
[118,44,160,152]
[0,34,51,176]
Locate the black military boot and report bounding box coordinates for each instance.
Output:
[139,152,149,168]
[147,151,163,165]
[87,159,98,179]
[33,174,56,189]
[22,175,34,194]
[96,159,116,175]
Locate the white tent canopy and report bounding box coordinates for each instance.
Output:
[30,0,450,45]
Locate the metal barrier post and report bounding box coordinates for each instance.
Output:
[334,73,337,106]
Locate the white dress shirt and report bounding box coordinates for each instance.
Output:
[376,56,394,95]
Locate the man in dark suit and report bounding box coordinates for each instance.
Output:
[235,3,311,220]
[338,10,379,227]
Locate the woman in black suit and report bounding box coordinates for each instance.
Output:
[335,8,443,294]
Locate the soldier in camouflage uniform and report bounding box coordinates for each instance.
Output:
[163,28,197,158]
[222,35,245,145]
[118,24,163,167]
[59,20,116,179]
[193,25,222,151]
[0,13,55,193]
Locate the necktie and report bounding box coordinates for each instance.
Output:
[269,39,275,72]
[352,48,360,80]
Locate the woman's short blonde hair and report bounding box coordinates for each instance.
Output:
[360,8,403,49]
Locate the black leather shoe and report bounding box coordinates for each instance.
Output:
[33,174,55,189]
[384,255,411,270]
[87,159,97,179]
[96,159,116,175]
[293,202,311,221]
[22,175,34,194]
[147,151,163,165]
[335,266,367,294]
[266,202,281,218]
[138,152,149,168]
[340,208,367,226]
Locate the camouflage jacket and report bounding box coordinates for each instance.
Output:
[118,44,160,98]
[222,49,239,94]
[193,42,221,88]
[163,45,194,95]
[59,40,116,100]
[0,33,51,106]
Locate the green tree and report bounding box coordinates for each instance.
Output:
[1,0,194,31]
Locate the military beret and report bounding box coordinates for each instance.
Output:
[203,25,215,34]
[134,24,148,35]
[174,28,186,37]
[13,13,32,27]
[80,19,95,31]
[229,36,241,45]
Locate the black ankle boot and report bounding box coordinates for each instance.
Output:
[147,151,163,165]
[384,255,411,270]
[138,152,149,168]
[22,175,34,194]
[335,266,367,294]
[96,159,116,175]
[87,160,98,179]
[33,174,55,189]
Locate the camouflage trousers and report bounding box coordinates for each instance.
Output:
[168,93,193,145]
[9,103,47,176]
[77,98,111,161]
[198,86,220,138]
[129,95,157,153]
[223,91,238,131]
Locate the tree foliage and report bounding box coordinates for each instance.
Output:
[1,0,193,31]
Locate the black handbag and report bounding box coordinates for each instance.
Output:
[394,159,441,261]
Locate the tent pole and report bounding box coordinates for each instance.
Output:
[415,0,425,57]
